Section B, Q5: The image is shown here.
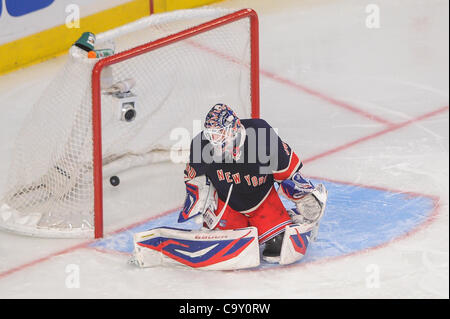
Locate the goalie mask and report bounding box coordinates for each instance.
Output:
[204,104,244,161]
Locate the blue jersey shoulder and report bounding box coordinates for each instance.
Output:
[240,118,273,130]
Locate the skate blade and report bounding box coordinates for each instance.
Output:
[262,255,281,264]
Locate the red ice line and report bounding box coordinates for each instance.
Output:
[243,189,442,273]
[0,105,447,280]
[259,69,395,126]
[303,105,449,164]
[0,34,448,279]
[188,37,394,126]
[0,207,181,280]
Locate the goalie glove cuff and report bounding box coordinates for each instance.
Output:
[278,172,315,201]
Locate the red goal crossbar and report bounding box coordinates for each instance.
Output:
[91,8,259,238]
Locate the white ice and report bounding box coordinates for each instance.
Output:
[0,0,448,298]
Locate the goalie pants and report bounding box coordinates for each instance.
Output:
[211,186,293,244]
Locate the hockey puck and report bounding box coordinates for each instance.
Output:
[110,176,120,186]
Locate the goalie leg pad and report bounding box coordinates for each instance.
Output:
[279,223,314,265]
[130,226,260,270]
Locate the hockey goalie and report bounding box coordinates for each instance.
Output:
[131,104,328,270]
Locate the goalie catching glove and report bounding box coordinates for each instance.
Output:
[277,172,328,241]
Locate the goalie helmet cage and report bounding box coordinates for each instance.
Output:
[0,8,259,238]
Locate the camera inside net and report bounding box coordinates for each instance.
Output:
[115,91,137,122]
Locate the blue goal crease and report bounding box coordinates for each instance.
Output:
[90,180,436,267]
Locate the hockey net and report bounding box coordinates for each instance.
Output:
[0,8,259,238]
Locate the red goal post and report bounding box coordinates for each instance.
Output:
[91,9,260,238]
[0,8,259,239]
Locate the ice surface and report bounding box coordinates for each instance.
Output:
[0,0,448,298]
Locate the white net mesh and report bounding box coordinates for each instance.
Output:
[0,8,255,237]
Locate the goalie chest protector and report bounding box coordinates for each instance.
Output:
[185,118,303,213]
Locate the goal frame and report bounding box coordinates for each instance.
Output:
[91,8,260,238]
